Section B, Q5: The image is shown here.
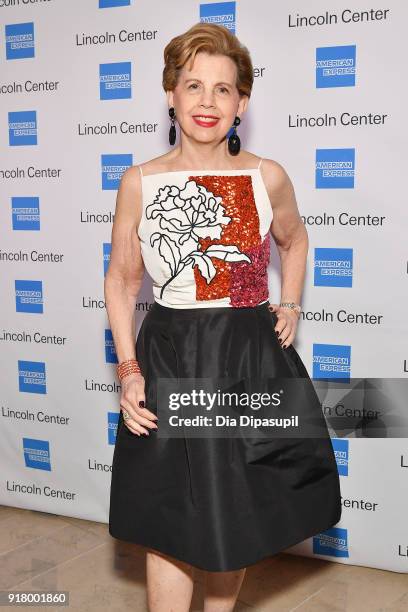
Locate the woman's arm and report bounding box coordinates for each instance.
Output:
[104,166,145,363]
[262,159,308,306]
[261,159,308,348]
[104,166,157,435]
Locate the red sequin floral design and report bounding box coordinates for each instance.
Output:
[192,175,270,307]
[229,233,271,307]
[146,176,252,301]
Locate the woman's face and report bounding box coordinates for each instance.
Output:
[167,51,248,145]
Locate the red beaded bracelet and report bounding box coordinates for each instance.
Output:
[116,359,141,381]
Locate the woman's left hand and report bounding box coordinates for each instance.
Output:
[268,303,300,349]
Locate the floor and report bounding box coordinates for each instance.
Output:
[0,505,407,611]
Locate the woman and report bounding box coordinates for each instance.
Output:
[105,22,342,612]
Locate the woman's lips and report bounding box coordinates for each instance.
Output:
[192,116,220,128]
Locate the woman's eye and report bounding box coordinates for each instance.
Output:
[187,83,228,93]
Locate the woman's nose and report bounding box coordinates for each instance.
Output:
[199,90,216,107]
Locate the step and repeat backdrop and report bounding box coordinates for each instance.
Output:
[1,0,407,573]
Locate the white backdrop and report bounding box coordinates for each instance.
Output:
[1,0,407,573]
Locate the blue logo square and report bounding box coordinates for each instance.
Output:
[23,437,51,471]
[105,329,117,363]
[103,242,111,276]
[332,438,349,476]
[316,45,356,88]
[15,280,43,314]
[99,0,130,7]
[5,22,34,60]
[100,62,131,100]
[12,197,40,230]
[313,344,351,382]
[313,527,349,557]
[18,360,46,394]
[108,411,120,444]
[9,110,37,146]
[101,154,132,190]
[200,2,236,33]
[316,148,355,189]
[314,247,353,287]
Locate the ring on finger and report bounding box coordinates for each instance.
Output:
[123,410,131,421]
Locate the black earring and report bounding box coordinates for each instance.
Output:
[228,116,241,155]
[168,107,176,145]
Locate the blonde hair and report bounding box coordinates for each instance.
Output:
[162,23,254,98]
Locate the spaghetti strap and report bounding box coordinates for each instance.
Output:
[138,164,143,178]
[257,157,263,169]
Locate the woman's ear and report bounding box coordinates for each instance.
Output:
[238,94,249,115]
[166,90,174,108]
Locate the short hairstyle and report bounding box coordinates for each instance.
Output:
[162,23,254,98]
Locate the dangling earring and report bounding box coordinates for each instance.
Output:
[168,107,176,145]
[228,116,241,155]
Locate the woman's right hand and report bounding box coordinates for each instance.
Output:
[119,372,158,436]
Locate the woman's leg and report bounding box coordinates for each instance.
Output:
[203,568,247,612]
[146,549,194,612]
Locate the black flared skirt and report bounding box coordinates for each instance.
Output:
[108,300,342,572]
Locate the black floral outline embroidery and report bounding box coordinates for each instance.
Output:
[146,179,252,298]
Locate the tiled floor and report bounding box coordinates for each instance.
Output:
[0,505,407,611]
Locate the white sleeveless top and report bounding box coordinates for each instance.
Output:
[137,158,273,309]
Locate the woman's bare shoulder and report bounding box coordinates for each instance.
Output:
[242,150,287,176]
[258,157,293,193]
[119,164,142,187]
